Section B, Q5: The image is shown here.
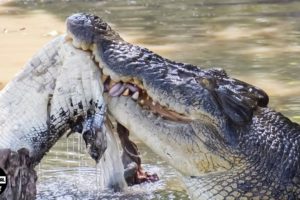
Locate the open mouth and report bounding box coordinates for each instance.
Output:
[66,34,199,186]
[65,33,192,124]
[102,76,192,123]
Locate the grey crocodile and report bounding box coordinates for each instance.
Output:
[0,36,129,199]
[66,13,300,199]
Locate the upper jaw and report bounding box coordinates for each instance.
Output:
[66,13,269,123]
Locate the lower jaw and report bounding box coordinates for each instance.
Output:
[105,95,233,177]
[105,95,193,176]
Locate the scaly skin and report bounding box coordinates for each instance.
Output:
[67,13,300,199]
[0,36,107,164]
[0,36,128,199]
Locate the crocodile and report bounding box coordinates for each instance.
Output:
[66,13,300,199]
[0,36,129,199]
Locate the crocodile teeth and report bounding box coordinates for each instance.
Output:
[132,91,139,100]
[110,74,121,82]
[122,88,130,96]
[72,39,81,48]
[103,67,110,76]
[81,43,90,50]
[102,74,109,83]
[103,68,120,82]
[94,52,101,62]
[64,34,72,41]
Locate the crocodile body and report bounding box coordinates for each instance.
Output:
[0,36,106,164]
[66,13,300,199]
[0,36,128,199]
[1,12,299,199]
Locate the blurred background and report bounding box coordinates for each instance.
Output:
[1,0,300,199]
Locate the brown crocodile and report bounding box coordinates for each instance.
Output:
[66,13,300,199]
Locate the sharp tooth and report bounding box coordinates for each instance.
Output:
[109,80,117,89]
[81,42,90,50]
[152,101,157,106]
[72,39,81,48]
[133,78,140,85]
[103,68,110,76]
[91,44,97,51]
[132,92,139,100]
[64,34,72,41]
[121,76,131,82]
[110,74,121,82]
[133,78,144,89]
[122,88,130,96]
[93,46,102,64]
[95,53,101,62]
[140,99,145,105]
[101,74,109,82]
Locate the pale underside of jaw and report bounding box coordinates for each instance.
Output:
[107,95,234,176]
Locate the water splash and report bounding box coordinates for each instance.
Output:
[96,123,127,191]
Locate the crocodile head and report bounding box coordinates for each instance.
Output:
[66,12,269,172]
[66,13,300,198]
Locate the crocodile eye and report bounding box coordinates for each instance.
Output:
[196,77,216,91]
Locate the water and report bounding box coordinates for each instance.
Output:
[1,0,300,199]
[35,134,188,199]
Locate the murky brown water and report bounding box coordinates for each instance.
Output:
[1,0,300,199]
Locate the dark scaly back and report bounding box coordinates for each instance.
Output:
[238,107,300,194]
